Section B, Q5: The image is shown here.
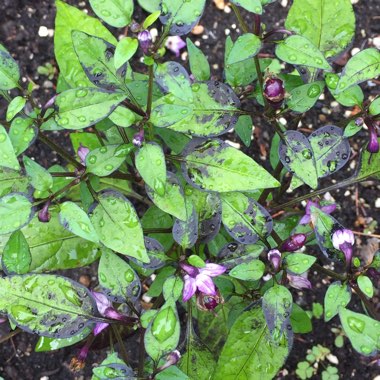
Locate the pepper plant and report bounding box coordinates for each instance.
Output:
[0,0,379,379]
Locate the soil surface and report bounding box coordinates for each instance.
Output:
[0,0,380,379]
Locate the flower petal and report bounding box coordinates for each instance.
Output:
[200,263,226,277]
[180,263,198,277]
[93,322,109,336]
[195,274,216,295]
[182,275,196,302]
[321,203,336,215]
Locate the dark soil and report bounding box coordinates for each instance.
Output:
[0,0,380,379]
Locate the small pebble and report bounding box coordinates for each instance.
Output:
[79,274,91,287]
[192,24,204,35]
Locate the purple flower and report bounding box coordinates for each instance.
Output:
[43,95,57,110]
[267,249,282,272]
[180,262,226,302]
[91,291,131,335]
[156,350,181,373]
[165,36,186,57]
[0,317,6,324]
[281,233,307,252]
[138,30,152,54]
[38,202,51,223]
[78,144,90,165]
[287,273,312,290]
[299,199,336,225]
[132,129,145,147]
[332,229,355,266]
[263,77,285,103]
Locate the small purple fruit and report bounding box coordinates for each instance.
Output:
[281,233,307,252]
[38,202,51,223]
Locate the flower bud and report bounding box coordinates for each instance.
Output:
[138,30,152,54]
[332,229,355,266]
[38,202,51,223]
[78,144,90,165]
[287,273,312,290]
[263,77,285,105]
[281,233,307,252]
[367,125,379,153]
[129,20,141,33]
[132,129,145,147]
[267,249,282,272]
[156,351,181,373]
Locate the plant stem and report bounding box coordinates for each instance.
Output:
[143,227,172,234]
[146,65,154,118]
[312,263,347,282]
[49,172,77,177]
[230,4,249,33]
[262,28,293,40]
[38,132,83,169]
[138,327,146,379]
[123,99,146,118]
[93,126,105,146]
[0,328,21,344]
[117,126,131,145]
[270,176,358,212]
[111,325,129,364]
[351,283,380,321]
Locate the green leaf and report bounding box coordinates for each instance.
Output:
[23,156,53,192]
[0,44,20,90]
[325,73,364,107]
[137,0,160,13]
[182,139,280,192]
[146,172,187,221]
[55,88,126,129]
[218,242,264,269]
[151,81,240,137]
[145,302,180,361]
[337,48,380,93]
[72,31,126,91]
[324,281,351,322]
[108,105,136,127]
[221,192,273,244]
[310,206,345,261]
[89,0,133,28]
[146,266,176,297]
[186,38,210,81]
[35,327,91,352]
[9,117,37,156]
[234,115,252,147]
[230,0,262,14]
[159,0,206,36]
[287,81,325,113]
[1,230,31,274]
[262,284,293,339]
[188,254,206,268]
[0,274,96,338]
[0,124,20,171]
[0,210,100,272]
[6,96,26,122]
[0,167,29,197]
[54,0,117,88]
[98,249,141,302]
[369,97,380,116]
[162,275,183,302]
[355,137,380,181]
[90,190,149,263]
[59,201,99,243]
[136,142,167,196]
[227,34,261,65]
[285,0,355,58]
[290,303,312,333]
[0,193,33,235]
[285,253,316,274]
[86,144,131,176]
[143,10,161,29]
[229,259,265,281]
[276,35,331,71]
[343,120,362,138]
[309,126,350,178]
[213,307,289,380]
[278,130,318,189]
[92,352,134,379]
[173,196,198,248]
[179,333,217,380]
[114,37,138,69]
[357,275,374,298]
[155,62,193,102]
[339,308,380,356]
